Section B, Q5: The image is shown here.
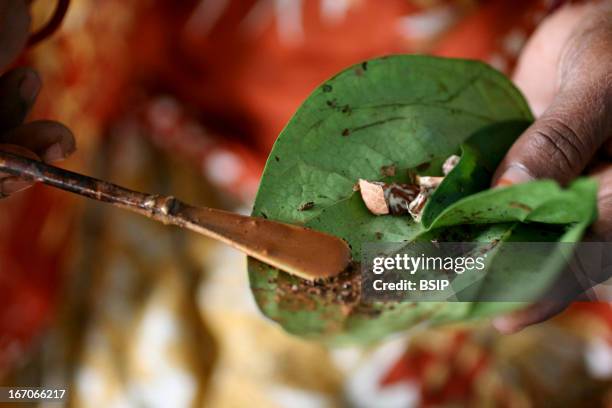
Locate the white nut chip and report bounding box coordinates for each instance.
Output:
[358,179,389,215]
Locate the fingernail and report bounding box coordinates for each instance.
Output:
[492,316,521,334]
[1,178,31,195]
[19,71,41,103]
[42,143,66,163]
[494,165,534,187]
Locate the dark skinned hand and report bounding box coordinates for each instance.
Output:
[0,0,75,197]
[492,1,612,333]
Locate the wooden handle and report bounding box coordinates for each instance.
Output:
[0,151,351,280]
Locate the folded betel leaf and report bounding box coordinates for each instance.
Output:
[248,55,598,345]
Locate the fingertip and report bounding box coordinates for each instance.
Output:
[42,130,76,163]
[0,177,32,196]
[4,120,77,162]
[49,122,76,161]
[0,143,39,160]
[492,301,570,335]
[41,142,64,163]
[492,316,524,334]
[0,143,37,197]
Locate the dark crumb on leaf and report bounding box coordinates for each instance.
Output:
[509,202,532,212]
[322,84,333,92]
[298,201,315,211]
[274,156,280,162]
[375,232,383,240]
[416,162,430,172]
[361,61,368,71]
[381,164,396,177]
[276,261,362,306]
[342,128,351,137]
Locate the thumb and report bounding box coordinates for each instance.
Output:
[493,83,611,187]
[494,3,612,187]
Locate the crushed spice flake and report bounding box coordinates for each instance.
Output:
[358,154,458,222]
[275,262,362,307]
[416,175,444,189]
[408,189,430,222]
[358,180,389,215]
[298,201,315,211]
[385,183,420,215]
[442,154,460,175]
[358,179,419,216]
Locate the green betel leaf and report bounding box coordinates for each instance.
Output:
[248,55,596,345]
[420,121,530,227]
[427,178,597,229]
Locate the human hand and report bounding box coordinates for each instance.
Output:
[492,2,612,333]
[0,0,75,197]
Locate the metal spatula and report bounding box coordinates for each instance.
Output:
[0,151,351,280]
